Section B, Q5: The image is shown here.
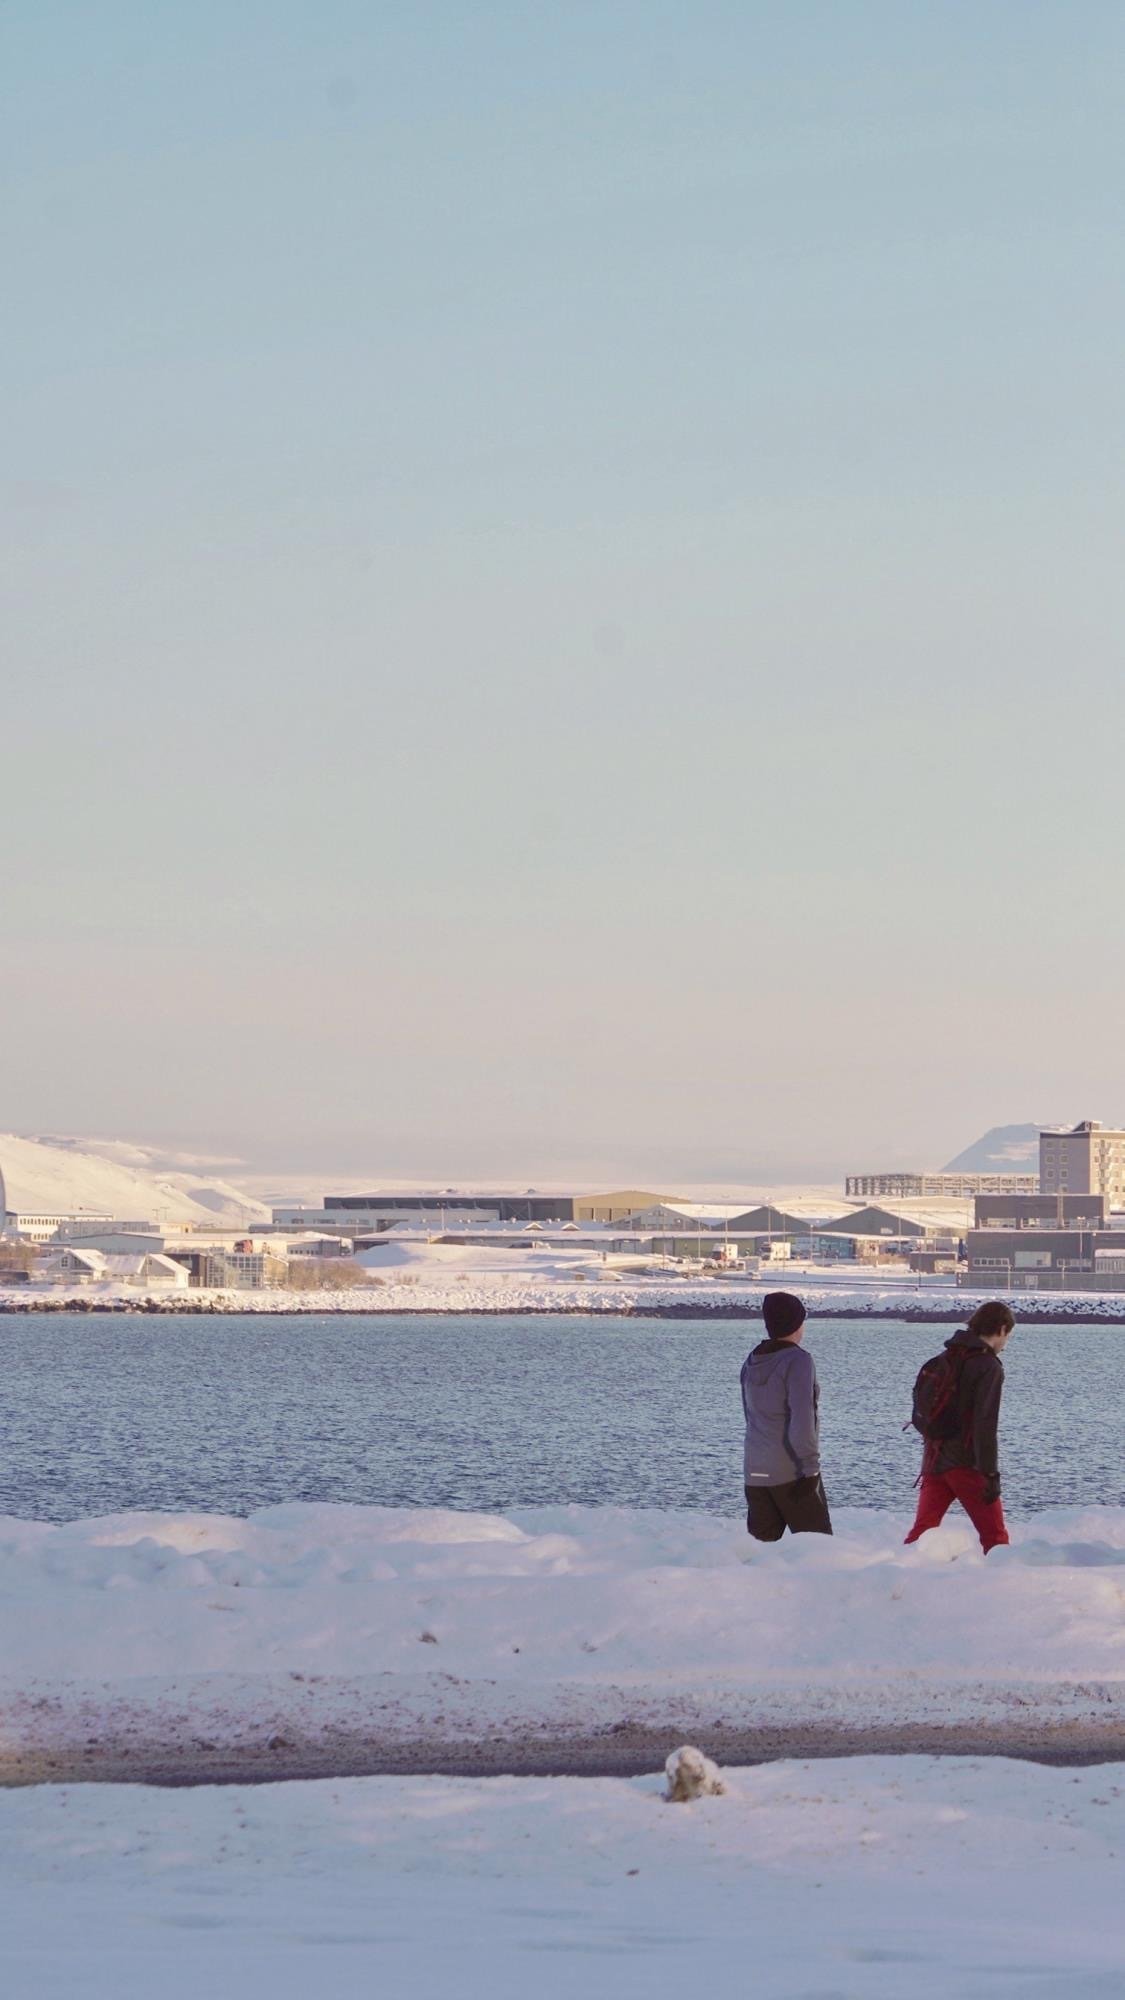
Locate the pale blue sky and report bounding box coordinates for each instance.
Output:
[3,3,1124,1181]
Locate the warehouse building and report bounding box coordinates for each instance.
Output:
[964,1229,1125,1289]
[973,1194,1108,1231]
[280,1189,674,1230]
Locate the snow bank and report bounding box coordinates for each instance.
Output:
[6,1503,1125,1769]
[2,1758,1125,1997]
[355,1238,645,1278]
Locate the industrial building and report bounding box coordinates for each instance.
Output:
[846,1171,1038,1199]
[973,1194,1109,1231]
[817,1200,971,1240]
[283,1191,590,1229]
[964,1230,1125,1289]
[964,1188,1125,1290]
[279,1189,674,1230]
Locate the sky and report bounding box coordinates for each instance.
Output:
[3,2,1125,1184]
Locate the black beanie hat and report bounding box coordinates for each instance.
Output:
[762,1291,807,1339]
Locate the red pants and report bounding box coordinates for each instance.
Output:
[904,1468,1009,1554]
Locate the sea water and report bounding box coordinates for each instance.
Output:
[0,1311,1112,1521]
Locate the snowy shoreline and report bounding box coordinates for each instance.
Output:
[6,1281,1125,1323]
[6,1502,1125,1784]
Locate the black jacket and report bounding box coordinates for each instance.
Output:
[933,1327,1004,1478]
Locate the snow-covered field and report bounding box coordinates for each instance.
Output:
[6,1503,1125,1781]
[8,1504,1125,1995]
[3,1757,1125,1997]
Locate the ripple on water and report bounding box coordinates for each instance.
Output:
[0,1311,1112,1520]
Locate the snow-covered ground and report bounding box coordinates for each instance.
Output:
[357,1236,667,1282]
[2,1757,1124,1997]
[8,1501,1125,1994]
[6,1503,1125,1779]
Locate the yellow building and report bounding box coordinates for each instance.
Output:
[572,1189,675,1224]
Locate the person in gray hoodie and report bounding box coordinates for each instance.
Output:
[740,1291,832,1539]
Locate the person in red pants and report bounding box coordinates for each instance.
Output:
[905,1301,1015,1554]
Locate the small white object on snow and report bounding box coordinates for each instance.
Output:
[664,1744,726,1802]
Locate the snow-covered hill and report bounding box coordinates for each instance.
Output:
[49,1136,272,1222]
[0,1134,269,1226]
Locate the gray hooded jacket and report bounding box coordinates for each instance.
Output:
[741,1338,821,1486]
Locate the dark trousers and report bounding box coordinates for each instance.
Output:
[745,1476,833,1540]
[904,1468,1009,1554]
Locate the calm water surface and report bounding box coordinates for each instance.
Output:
[0,1312,1116,1521]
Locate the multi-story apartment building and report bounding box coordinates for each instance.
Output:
[845,1171,1037,1200]
[1039,1122,1125,1206]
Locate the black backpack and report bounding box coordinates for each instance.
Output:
[911,1344,971,1443]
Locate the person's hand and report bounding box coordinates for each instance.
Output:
[982,1473,1001,1505]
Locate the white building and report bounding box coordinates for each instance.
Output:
[102,1253,190,1288]
[40,1247,190,1287]
[3,1212,116,1244]
[54,1217,160,1242]
[40,1247,109,1282]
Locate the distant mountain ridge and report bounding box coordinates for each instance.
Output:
[0,1134,270,1225]
[943,1125,1043,1174]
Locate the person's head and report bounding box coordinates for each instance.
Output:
[762,1291,807,1343]
[967,1300,1015,1352]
